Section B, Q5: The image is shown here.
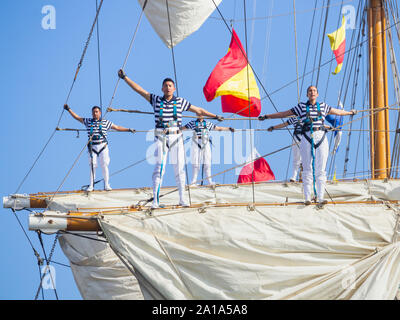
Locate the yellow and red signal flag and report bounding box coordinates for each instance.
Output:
[203,29,261,117]
[327,16,346,75]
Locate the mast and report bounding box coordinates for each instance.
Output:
[368,0,391,179]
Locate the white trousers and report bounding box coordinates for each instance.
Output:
[190,138,213,185]
[152,132,187,206]
[299,130,329,201]
[290,137,302,181]
[88,142,110,188]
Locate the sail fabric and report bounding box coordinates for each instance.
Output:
[327,16,346,74]
[203,29,261,117]
[137,0,222,48]
[16,179,400,212]
[58,234,144,300]
[237,148,275,183]
[99,203,400,300]
[6,180,400,300]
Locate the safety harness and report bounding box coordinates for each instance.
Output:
[154,98,182,204]
[300,102,327,149]
[158,98,178,129]
[300,101,327,199]
[193,119,211,149]
[293,118,302,142]
[88,119,108,157]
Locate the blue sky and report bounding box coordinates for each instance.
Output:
[1,0,399,299]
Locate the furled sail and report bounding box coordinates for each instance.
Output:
[5,180,400,299]
[100,202,400,299]
[137,0,222,48]
[58,234,144,300]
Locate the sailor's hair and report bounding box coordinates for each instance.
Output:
[92,106,101,112]
[306,85,318,93]
[162,78,175,86]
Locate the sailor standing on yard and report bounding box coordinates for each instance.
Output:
[118,69,223,208]
[183,116,234,186]
[267,117,302,182]
[64,104,135,191]
[259,86,356,205]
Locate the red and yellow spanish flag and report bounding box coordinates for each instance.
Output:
[327,16,346,75]
[203,29,261,117]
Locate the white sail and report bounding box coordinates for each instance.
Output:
[137,0,222,48]
[7,180,400,299]
[99,202,400,299]
[58,234,144,300]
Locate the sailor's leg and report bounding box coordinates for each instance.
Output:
[171,134,188,205]
[203,142,214,185]
[290,139,302,181]
[88,151,98,191]
[314,132,329,202]
[99,145,111,190]
[191,140,200,185]
[300,136,313,201]
[152,136,168,207]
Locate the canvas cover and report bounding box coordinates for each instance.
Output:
[99,203,400,299]
[137,0,222,48]
[4,180,400,299]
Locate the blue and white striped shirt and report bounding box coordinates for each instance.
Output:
[83,118,113,143]
[184,120,216,138]
[150,94,191,128]
[286,117,302,141]
[291,101,331,129]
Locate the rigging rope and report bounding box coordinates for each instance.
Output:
[14,0,104,195]
[209,0,354,22]
[102,0,148,119]
[210,0,295,142]
[95,0,103,112]
[293,0,300,102]
[34,233,59,300]
[315,0,331,87]
[243,0,256,205]
[37,231,58,300]
[165,0,192,206]
[300,0,318,95]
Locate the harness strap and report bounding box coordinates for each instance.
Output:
[303,130,327,149]
[88,143,108,156]
[159,98,178,128]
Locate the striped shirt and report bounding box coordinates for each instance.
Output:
[286,117,302,141]
[184,120,216,138]
[291,101,331,129]
[83,118,113,144]
[150,94,191,128]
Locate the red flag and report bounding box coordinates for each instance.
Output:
[327,16,346,74]
[203,29,261,117]
[237,150,275,184]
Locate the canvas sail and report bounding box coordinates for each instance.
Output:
[99,202,400,299]
[137,0,222,48]
[6,180,400,299]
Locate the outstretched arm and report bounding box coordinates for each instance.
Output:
[111,124,135,133]
[214,126,235,132]
[64,104,84,124]
[267,121,290,132]
[188,105,223,121]
[259,109,294,120]
[118,69,150,103]
[329,108,357,116]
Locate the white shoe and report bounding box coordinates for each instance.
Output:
[151,202,159,209]
[179,202,190,207]
[104,185,112,191]
[87,186,94,192]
